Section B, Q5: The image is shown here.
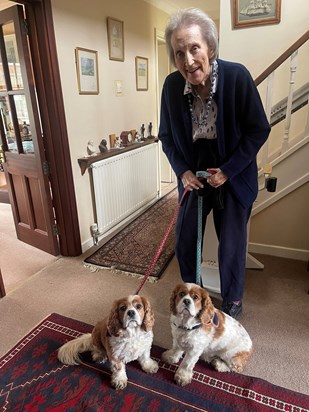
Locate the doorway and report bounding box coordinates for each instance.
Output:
[155,28,175,192]
[0,0,81,259]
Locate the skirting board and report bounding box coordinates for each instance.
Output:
[248,242,309,261]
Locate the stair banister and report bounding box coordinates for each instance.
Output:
[255,30,309,167]
[282,50,298,152]
[255,31,309,87]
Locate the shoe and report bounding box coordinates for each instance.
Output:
[221,301,243,319]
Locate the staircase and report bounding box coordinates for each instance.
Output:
[252,30,309,216]
[202,32,309,292]
[254,135,308,216]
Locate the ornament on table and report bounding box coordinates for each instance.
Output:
[134,131,141,143]
[148,122,153,138]
[87,139,97,156]
[114,136,123,149]
[99,139,108,153]
[141,123,146,141]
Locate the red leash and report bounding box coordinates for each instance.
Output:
[135,189,188,295]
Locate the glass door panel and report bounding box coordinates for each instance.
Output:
[4,22,23,90]
[0,20,32,153]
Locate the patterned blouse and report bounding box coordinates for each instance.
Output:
[184,60,218,141]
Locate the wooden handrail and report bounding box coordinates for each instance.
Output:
[255,30,309,86]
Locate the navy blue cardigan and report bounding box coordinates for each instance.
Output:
[158,59,271,209]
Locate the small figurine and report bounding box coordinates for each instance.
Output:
[87,139,97,156]
[148,122,153,139]
[134,132,141,143]
[99,139,108,153]
[114,136,123,149]
[141,123,146,140]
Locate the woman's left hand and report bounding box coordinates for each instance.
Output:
[206,168,228,188]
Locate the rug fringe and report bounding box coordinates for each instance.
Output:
[83,262,158,283]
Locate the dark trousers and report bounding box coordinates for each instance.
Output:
[175,139,251,302]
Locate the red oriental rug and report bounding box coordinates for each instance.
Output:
[1,313,308,412]
[84,189,178,281]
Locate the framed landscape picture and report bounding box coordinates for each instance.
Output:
[233,0,281,29]
[135,56,148,91]
[107,17,124,61]
[75,47,99,94]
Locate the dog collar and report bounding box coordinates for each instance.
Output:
[173,312,219,331]
[173,322,203,331]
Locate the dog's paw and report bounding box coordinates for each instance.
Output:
[161,349,181,365]
[92,353,107,364]
[91,347,108,364]
[111,377,128,390]
[211,358,231,372]
[142,359,159,374]
[175,368,193,386]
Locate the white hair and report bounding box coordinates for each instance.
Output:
[165,8,219,66]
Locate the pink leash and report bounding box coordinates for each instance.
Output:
[135,189,188,295]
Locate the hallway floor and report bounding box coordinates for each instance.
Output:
[0,203,58,294]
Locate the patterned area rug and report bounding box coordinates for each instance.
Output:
[1,313,309,412]
[84,189,178,281]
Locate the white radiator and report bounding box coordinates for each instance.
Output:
[91,142,159,235]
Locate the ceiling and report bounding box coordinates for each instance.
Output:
[0,1,220,20]
[143,0,220,21]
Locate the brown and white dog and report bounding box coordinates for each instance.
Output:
[162,283,253,386]
[58,295,159,389]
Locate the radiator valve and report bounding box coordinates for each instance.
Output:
[90,223,101,246]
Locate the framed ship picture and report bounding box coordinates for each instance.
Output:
[233,0,281,29]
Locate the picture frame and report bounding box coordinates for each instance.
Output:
[75,47,99,95]
[109,134,116,148]
[233,0,281,29]
[107,17,124,61]
[135,56,148,91]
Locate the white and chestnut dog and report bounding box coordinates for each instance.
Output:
[58,295,159,390]
[162,283,253,386]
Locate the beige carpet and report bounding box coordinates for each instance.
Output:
[0,203,58,293]
[1,199,308,396]
[0,249,308,396]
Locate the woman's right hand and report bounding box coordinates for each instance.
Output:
[181,170,204,191]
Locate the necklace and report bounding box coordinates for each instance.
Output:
[187,63,218,129]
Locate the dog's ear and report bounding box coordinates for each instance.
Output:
[199,288,215,324]
[140,296,155,332]
[170,284,183,315]
[107,301,124,337]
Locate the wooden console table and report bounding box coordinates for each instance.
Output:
[77,138,158,176]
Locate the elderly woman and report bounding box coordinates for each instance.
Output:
[158,8,270,318]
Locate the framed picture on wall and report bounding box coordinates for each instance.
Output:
[75,47,99,94]
[107,17,124,61]
[135,56,148,91]
[233,0,281,29]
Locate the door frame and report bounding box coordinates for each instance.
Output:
[154,28,175,186]
[14,0,82,256]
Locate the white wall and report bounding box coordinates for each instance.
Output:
[51,0,169,248]
[219,0,309,79]
[219,0,309,254]
[50,0,308,253]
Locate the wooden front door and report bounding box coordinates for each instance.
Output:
[0,5,59,255]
